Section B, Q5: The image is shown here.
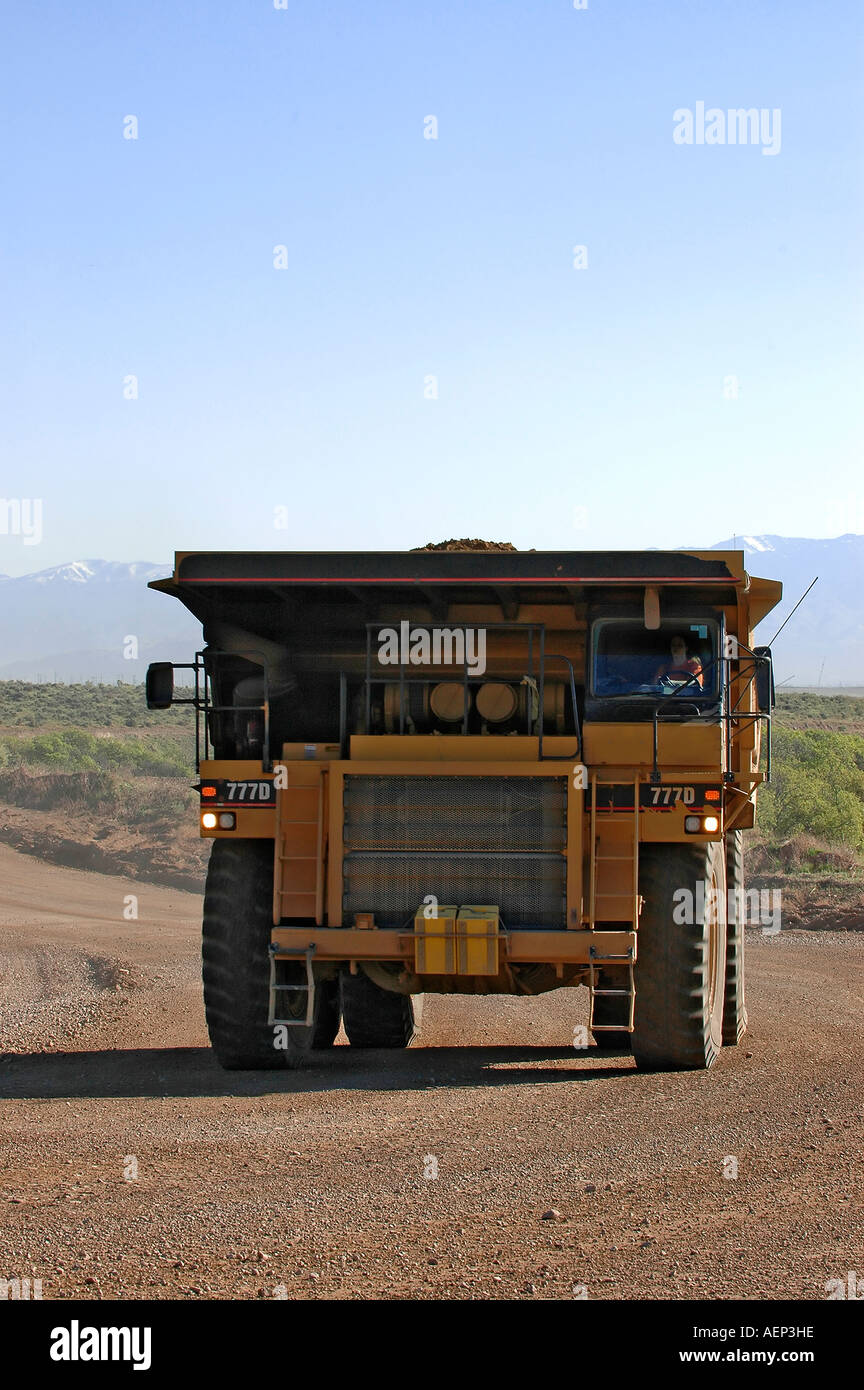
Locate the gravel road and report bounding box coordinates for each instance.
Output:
[0,843,861,1301]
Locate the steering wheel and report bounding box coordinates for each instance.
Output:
[662,671,704,697]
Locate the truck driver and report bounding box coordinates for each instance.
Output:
[652,634,704,688]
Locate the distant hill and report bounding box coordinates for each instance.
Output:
[704,535,864,686]
[0,539,861,685]
[0,561,200,683]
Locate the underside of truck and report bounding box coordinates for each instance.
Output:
[147,547,782,1073]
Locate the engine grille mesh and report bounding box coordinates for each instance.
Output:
[342,775,566,928]
[344,775,566,852]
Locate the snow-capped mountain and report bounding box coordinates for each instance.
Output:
[721,535,775,553]
[0,559,172,586]
[0,561,198,682]
[704,534,864,686]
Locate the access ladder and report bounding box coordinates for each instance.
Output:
[587,772,642,1034]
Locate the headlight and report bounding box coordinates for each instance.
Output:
[685,814,720,834]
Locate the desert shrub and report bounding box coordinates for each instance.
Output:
[0,680,195,730]
[0,769,123,813]
[774,692,864,733]
[0,729,188,777]
[759,728,864,851]
[0,767,197,821]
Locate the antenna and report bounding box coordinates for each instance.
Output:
[766,576,818,646]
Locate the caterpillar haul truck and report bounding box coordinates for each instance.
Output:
[146,548,781,1072]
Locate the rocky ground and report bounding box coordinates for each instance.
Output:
[0,843,861,1302]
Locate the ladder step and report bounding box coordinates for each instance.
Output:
[269,944,316,1027]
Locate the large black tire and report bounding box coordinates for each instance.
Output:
[591,967,632,1052]
[631,841,727,1071]
[340,968,420,1048]
[722,829,748,1045]
[202,839,340,1070]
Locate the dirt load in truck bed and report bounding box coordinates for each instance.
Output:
[413,539,519,551]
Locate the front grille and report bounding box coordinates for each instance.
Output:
[342,774,566,927]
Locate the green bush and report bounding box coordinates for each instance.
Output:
[759,728,864,851]
[774,692,864,732]
[0,680,195,730]
[0,728,189,777]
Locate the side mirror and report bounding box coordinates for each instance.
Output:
[754,646,775,712]
[146,662,175,710]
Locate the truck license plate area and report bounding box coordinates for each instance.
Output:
[200,778,274,804]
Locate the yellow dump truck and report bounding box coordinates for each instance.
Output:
[147,547,781,1072]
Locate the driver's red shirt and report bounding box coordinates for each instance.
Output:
[653,657,703,687]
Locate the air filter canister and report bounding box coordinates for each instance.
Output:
[429,682,470,723]
[475,681,518,723]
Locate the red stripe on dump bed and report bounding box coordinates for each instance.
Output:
[178,576,741,585]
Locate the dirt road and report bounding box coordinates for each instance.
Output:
[1,843,861,1301]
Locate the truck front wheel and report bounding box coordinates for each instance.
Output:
[631,841,727,1071]
[722,829,748,1045]
[202,839,339,1070]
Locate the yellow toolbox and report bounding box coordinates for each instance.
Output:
[413,904,458,974]
[456,905,499,976]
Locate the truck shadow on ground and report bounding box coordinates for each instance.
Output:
[0,1044,635,1100]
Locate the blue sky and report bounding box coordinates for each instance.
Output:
[1,0,862,576]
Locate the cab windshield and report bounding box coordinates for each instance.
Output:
[592,621,718,698]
